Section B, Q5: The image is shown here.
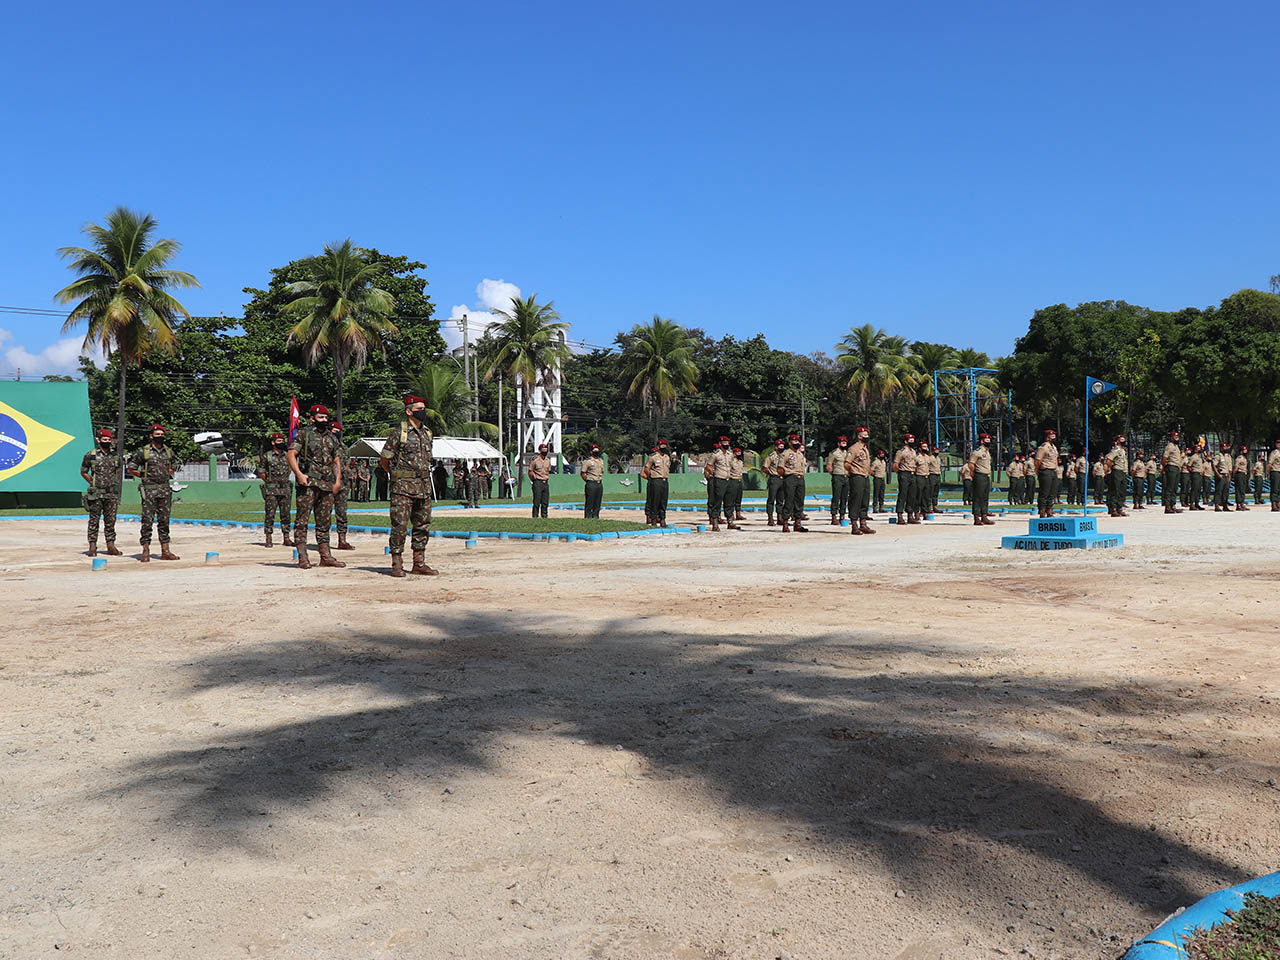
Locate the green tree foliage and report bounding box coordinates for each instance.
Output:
[55,207,200,447]
[617,316,699,443]
[395,363,496,438]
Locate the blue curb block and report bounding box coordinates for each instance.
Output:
[1124,870,1280,958]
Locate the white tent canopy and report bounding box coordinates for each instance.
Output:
[345,435,503,461]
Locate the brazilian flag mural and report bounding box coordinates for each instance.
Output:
[0,381,93,493]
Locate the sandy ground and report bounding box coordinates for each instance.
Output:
[2,505,1279,960]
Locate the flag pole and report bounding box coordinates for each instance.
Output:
[1083,378,1090,518]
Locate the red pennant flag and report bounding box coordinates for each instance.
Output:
[287,396,301,443]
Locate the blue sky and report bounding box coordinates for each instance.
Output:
[2,0,1277,375]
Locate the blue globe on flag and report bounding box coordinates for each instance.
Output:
[0,413,28,470]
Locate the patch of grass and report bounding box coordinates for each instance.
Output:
[1185,892,1280,959]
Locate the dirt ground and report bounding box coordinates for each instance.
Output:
[3,506,1278,960]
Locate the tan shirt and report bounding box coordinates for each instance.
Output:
[781,447,807,477]
[1146,457,1157,475]
[1187,452,1202,473]
[764,450,784,477]
[1104,445,1128,473]
[1200,456,1213,477]
[709,448,732,480]
[1131,459,1146,478]
[528,455,551,481]
[1252,460,1265,478]
[1269,450,1280,472]
[914,451,931,476]
[1034,441,1059,471]
[959,461,974,480]
[1065,461,1076,479]
[1214,451,1233,476]
[1234,454,1248,474]
[871,458,887,479]
[1092,460,1105,477]
[929,454,941,476]
[846,441,871,477]
[1163,442,1183,469]
[892,446,917,474]
[580,456,603,482]
[826,448,849,476]
[728,456,744,481]
[1007,461,1024,478]
[968,446,991,476]
[644,452,670,478]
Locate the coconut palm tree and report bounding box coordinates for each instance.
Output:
[393,363,496,438]
[618,315,699,443]
[54,207,200,447]
[483,294,571,492]
[907,341,959,438]
[283,239,398,423]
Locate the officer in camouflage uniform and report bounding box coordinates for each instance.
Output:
[80,427,123,556]
[288,404,345,569]
[330,421,355,549]
[128,424,180,562]
[380,395,437,577]
[255,432,294,548]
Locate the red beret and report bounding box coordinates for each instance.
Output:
[98,428,113,439]
[732,446,742,453]
[589,444,600,452]
[719,435,730,442]
[403,395,425,406]
[979,433,991,441]
[331,421,342,430]
[150,424,165,433]
[538,443,549,450]
[270,432,284,441]
[658,440,668,447]
[309,404,329,415]
[856,426,869,435]
[788,434,799,441]
[837,435,848,443]
[775,438,785,445]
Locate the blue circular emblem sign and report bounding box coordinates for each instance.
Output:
[0,413,28,470]
[1090,380,1105,397]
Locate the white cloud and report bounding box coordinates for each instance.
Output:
[441,279,523,352]
[0,329,105,377]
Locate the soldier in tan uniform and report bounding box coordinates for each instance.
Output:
[846,426,875,535]
[1268,444,1280,512]
[1063,454,1076,507]
[1007,454,1024,506]
[704,436,737,531]
[1033,428,1060,518]
[892,435,919,524]
[1091,456,1105,504]
[528,443,552,518]
[727,447,746,521]
[1233,445,1251,510]
[1129,450,1147,511]
[871,450,888,512]
[968,433,995,525]
[764,438,786,526]
[1212,441,1233,511]
[1102,434,1129,517]
[912,441,931,521]
[959,457,974,505]
[780,433,808,533]
[580,443,604,518]
[641,441,671,526]
[1185,446,1203,510]
[1252,452,1266,504]
[927,443,942,511]
[1199,445,1214,509]
[826,437,850,525]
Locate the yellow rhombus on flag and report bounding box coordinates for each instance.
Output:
[0,399,76,483]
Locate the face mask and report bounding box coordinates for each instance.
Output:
[273,442,285,450]
[151,435,164,444]
[99,438,111,446]
[314,418,328,429]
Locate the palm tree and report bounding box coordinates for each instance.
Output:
[907,341,959,438]
[394,363,496,438]
[283,239,398,423]
[618,316,699,443]
[838,325,912,442]
[54,207,200,447]
[483,294,571,492]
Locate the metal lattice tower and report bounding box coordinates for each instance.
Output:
[932,367,1013,463]
[517,331,565,464]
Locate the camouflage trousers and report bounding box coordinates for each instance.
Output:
[86,496,119,543]
[334,487,348,535]
[294,484,335,546]
[389,492,432,553]
[139,485,172,545]
[263,489,291,534]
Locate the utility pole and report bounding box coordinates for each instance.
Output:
[800,394,806,448]
[461,312,471,431]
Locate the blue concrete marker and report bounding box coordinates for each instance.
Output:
[91,557,107,571]
[292,548,299,558]
[205,552,219,563]
[384,545,391,554]
[1001,514,1124,550]
[464,539,477,549]
[697,524,706,532]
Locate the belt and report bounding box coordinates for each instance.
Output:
[391,470,428,480]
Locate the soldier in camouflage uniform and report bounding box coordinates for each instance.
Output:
[127,424,180,562]
[254,432,294,548]
[380,395,437,577]
[357,460,372,501]
[80,427,123,556]
[287,404,346,569]
[330,421,355,549]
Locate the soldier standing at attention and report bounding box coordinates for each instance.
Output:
[892,434,918,524]
[846,427,875,536]
[704,436,736,531]
[1144,452,1157,504]
[255,432,294,548]
[1212,441,1233,512]
[452,459,467,503]
[287,404,345,569]
[1007,454,1024,507]
[380,395,437,577]
[1185,445,1203,510]
[330,422,354,550]
[1063,454,1076,507]
[1054,457,1065,506]
[1129,450,1146,511]
[826,436,850,525]
[1091,456,1105,505]
[642,441,671,526]
[475,460,492,500]
[466,460,483,509]
[764,438,786,526]
[780,433,808,533]
[1233,445,1251,510]
[80,427,123,557]
[959,455,974,505]
[528,443,552,518]
[128,424,180,563]
[1181,448,1195,507]
[1268,443,1280,512]
[927,442,942,510]
[1033,428,1060,518]
[968,433,995,525]
[912,440,931,522]
[1023,452,1035,505]
[871,449,888,512]
[1252,452,1266,504]
[1103,434,1129,518]
[728,447,747,521]
[580,443,604,518]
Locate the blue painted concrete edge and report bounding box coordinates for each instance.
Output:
[1124,870,1280,958]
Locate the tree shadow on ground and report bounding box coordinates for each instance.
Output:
[117,608,1253,918]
